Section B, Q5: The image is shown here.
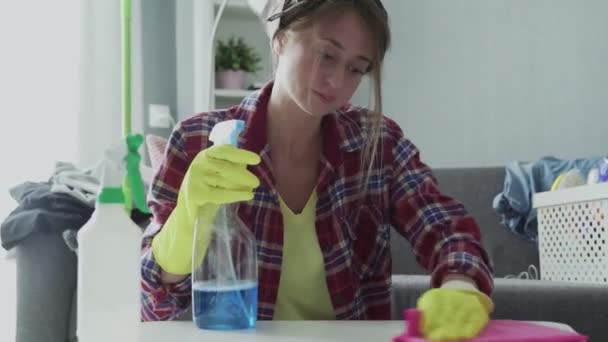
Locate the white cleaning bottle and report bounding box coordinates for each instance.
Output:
[77,134,150,342]
[191,120,258,330]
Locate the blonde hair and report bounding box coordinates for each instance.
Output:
[268,0,391,196]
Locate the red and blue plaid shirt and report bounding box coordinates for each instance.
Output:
[140,82,493,321]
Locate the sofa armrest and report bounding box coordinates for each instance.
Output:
[391,275,608,341]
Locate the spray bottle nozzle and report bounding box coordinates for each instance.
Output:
[98,133,150,214]
[209,120,245,147]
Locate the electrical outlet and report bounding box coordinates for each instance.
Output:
[149,104,173,128]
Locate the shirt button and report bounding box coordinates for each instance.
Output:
[335,294,344,304]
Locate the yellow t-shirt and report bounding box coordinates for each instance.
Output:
[273,191,335,320]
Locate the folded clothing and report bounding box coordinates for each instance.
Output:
[1,182,93,251]
[493,156,602,242]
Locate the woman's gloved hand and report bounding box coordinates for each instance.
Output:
[152,144,261,275]
[416,286,494,341]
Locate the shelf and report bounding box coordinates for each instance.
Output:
[213,0,255,18]
[214,88,252,98]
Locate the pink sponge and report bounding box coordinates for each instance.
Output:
[393,309,588,342]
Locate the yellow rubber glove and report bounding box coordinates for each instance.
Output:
[417,287,494,341]
[152,144,261,275]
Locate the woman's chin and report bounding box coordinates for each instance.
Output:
[301,101,337,117]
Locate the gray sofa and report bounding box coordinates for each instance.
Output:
[11,167,607,341]
[390,167,608,341]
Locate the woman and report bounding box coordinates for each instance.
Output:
[142,0,494,340]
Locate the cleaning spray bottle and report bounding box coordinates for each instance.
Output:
[77,134,149,342]
[191,120,258,330]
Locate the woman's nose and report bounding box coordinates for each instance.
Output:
[325,66,345,89]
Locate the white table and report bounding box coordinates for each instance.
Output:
[139,320,575,342]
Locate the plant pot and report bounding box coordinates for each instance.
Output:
[216,70,247,90]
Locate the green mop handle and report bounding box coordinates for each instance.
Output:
[122,0,132,136]
[122,0,134,211]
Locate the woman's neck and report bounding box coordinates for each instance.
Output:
[267,84,322,162]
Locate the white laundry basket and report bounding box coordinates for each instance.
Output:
[533,182,608,284]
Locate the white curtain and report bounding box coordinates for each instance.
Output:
[0,0,143,225]
[0,1,81,225]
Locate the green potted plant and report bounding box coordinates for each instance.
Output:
[215,36,262,89]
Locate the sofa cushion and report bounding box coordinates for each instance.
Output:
[145,134,169,171]
[390,167,539,277]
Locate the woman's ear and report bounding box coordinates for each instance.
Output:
[272,32,287,56]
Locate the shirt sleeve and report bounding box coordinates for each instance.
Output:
[140,122,194,321]
[387,119,494,295]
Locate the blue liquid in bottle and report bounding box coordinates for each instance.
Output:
[192,281,258,330]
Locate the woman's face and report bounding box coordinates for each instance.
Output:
[274,9,374,117]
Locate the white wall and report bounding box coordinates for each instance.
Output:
[176,0,195,121]
[380,0,608,168]
[141,0,177,139]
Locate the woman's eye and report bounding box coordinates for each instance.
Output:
[348,65,365,75]
[321,52,334,60]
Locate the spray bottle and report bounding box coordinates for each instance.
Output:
[77,134,149,342]
[191,120,258,330]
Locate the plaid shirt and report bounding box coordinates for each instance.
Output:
[140,82,493,321]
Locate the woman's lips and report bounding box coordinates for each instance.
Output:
[313,90,336,104]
